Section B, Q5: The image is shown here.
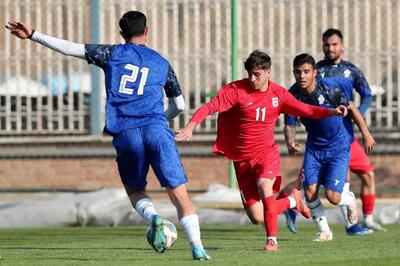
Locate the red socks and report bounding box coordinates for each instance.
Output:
[262,196,278,238]
[360,194,376,215]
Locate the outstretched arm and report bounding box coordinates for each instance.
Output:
[282,91,348,118]
[175,103,214,142]
[347,102,375,153]
[6,21,85,59]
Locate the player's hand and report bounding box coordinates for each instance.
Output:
[5,21,33,39]
[335,105,348,117]
[287,141,302,155]
[175,121,196,142]
[362,132,375,154]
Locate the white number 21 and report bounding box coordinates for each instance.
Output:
[118,64,149,95]
[255,107,266,121]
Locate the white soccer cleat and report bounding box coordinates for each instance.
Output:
[346,192,358,224]
[363,221,387,232]
[313,230,333,242]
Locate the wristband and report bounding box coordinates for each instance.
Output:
[28,30,35,39]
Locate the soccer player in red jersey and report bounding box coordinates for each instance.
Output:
[176,50,347,251]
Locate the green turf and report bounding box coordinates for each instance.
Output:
[0,224,399,265]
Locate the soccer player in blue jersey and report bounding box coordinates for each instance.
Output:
[6,12,211,260]
[284,54,375,241]
[284,29,385,234]
[317,28,385,232]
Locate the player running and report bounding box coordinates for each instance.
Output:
[176,50,347,251]
[318,28,386,232]
[6,12,211,260]
[284,29,385,234]
[284,53,375,241]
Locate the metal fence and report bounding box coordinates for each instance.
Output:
[1,0,399,137]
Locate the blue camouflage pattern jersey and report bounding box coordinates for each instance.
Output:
[317,59,372,115]
[285,77,353,150]
[85,43,182,134]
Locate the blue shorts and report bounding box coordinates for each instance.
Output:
[302,146,350,193]
[112,124,187,190]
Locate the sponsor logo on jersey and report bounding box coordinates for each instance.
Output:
[344,69,352,78]
[272,97,279,107]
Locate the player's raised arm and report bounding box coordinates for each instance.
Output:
[347,102,375,153]
[6,20,86,59]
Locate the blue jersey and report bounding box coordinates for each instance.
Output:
[317,59,372,115]
[85,43,182,134]
[285,78,353,150]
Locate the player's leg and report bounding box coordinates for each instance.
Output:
[147,125,210,260]
[325,148,373,236]
[165,185,210,260]
[339,171,359,226]
[303,148,333,241]
[258,177,279,251]
[234,160,264,224]
[304,183,332,241]
[255,146,308,251]
[112,128,167,252]
[350,139,386,231]
[281,167,304,234]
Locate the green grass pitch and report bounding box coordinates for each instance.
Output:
[0,224,399,265]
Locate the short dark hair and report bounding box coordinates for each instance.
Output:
[293,53,316,69]
[244,50,271,72]
[322,28,343,43]
[119,11,147,39]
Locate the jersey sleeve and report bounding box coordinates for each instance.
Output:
[352,66,372,115]
[85,44,116,69]
[164,64,183,98]
[191,85,239,124]
[284,114,297,126]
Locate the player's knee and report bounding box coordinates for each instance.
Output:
[325,189,341,205]
[360,171,374,186]
[326,192,341,205]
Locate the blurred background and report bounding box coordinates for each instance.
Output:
[0,0,399,199]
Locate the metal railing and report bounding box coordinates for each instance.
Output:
[1,0,399,137]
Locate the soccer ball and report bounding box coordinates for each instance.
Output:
[146,219,178,249]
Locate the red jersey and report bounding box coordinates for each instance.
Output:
[191,79,333,160]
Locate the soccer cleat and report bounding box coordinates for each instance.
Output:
[284,209,298,234]
[345,224,373,236]
[192,246,211,260]
[346,192,359,224]
[290,188,311,219]
[264,239,278,252]
[363,221,387,232]
[150,215,167,253]
[313,230,333,242]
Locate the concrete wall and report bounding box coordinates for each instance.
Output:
[1,154,398,197]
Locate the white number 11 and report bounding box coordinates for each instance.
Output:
[119,64,149,95]
[256,107,266,121]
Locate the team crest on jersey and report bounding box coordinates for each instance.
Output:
[272,97,279,107]
[343,69,352,78]
[318,95,325,105]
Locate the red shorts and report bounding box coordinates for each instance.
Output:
[233,145,282,208]
[349,138,373,174]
